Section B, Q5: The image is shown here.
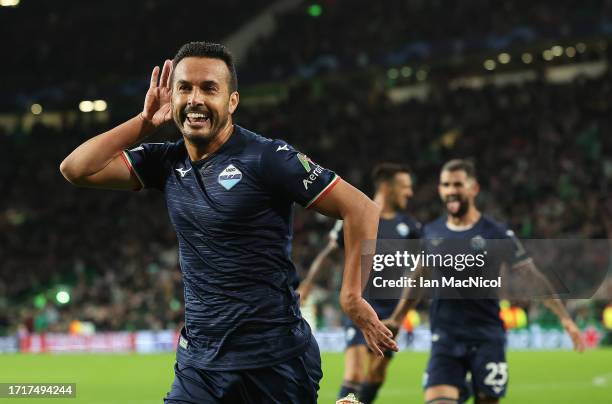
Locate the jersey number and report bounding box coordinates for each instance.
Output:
[484,362,508,391]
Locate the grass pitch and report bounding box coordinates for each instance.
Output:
[1,350,611,403]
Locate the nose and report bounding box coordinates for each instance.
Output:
[188,87,204,107]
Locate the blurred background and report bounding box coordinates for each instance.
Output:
[1,0,612,402]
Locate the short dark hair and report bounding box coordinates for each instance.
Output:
[441,159,477,179]
[371,163,411,189]
[172,42,238,92]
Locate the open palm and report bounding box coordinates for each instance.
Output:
[142,59,173,127]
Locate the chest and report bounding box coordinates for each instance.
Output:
[165,158,271,228]
[378,219,415,239]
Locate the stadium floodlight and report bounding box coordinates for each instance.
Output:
[93,99,108,112]
[565,47,576,58]
[521,53,533,64]
[401,66,412,78]
[0,0,20,7]
[552,46,564,57]
[30,103,43,115]
[79,100,94,112]
[498,53,511,64]
[387,68,399,79]
[483,59,496,71]
[576,42,587,53]
[542,50,554,61]
[56,290,71,305]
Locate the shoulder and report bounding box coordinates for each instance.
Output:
[480,215,514,238]
[401,213,422,231]
[235,125,289,153]
[423,216,447,236]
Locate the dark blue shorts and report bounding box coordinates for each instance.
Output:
[424,332,507,401]
[164,335,322,404]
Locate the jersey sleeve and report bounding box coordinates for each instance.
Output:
[121,142,176,191]
[501,227,530,266]
[410,219,423,239]
[260,140,340,208]
[329,219,345,249]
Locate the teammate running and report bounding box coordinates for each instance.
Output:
[385,159,584,404]
[299,163,420,403]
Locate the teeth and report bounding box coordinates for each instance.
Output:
[187,112,208,119]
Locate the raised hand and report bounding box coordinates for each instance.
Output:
[142,59,173,127]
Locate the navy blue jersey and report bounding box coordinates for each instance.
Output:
[331,213,422,248]
[332,213,422,315]
[422,215,528,341]
[123,125,340,370]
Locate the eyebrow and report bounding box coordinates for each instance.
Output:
[176,79,219,88]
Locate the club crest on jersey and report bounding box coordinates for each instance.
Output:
[396,222,410,237]
[218,164,242,190]
[470,235,486,250]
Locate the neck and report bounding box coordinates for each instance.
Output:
[185,120,234,161]
[447,205,481,227]
[374,191,397,220]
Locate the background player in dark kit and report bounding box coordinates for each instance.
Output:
[385,159,584,404]
[298,163,421,403]
[60,42,397,403]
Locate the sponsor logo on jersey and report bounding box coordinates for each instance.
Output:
[297,153,313,172]
[276,144,289,152]
[218,164,242,190]
[175,167,192,178]
[129,146,144,152]
[396,222,410,237]
[302,165,324,190]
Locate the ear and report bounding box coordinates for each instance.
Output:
[228,91,239,114]
[472,180,480,196]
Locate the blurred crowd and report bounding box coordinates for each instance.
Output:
[244,0,612,81]
[0,0,272,111]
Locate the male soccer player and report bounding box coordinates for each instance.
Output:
[385,159,584,404]
[299,163,421,403]
[60,41,397,403]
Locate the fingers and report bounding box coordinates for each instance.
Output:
[366,336,384,357]
[160,59,173,89]
[150,65,160,89]
[573,332,585,352]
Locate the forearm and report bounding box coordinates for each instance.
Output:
[389,266,424,322]
[339,198,380,317]
[60,114,155,180]
[303,241,336,285]
[522,261,571,322]
[543,298,572,322]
